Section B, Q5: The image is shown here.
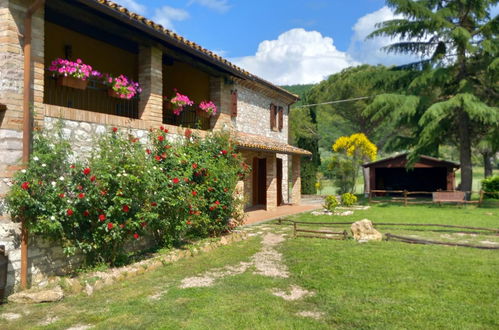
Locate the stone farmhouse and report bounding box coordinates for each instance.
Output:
[0,0,311,293]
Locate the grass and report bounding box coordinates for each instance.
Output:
[1,204,498,329]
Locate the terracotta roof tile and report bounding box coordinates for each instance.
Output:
[90,0,298,101]
[234,132,312,156]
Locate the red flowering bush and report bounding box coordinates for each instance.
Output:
[7,125,248,266]
[149,129,248,239]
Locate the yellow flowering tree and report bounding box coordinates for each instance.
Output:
[330,133,377,194]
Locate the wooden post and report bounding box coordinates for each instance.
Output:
[479,190,484,206]
[20,0,46,291]
[293,222,297,238]
[403,190,408,207]
[368,191,372,204]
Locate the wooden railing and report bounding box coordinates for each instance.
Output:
[367,190,487,206]
[44,76,139,119]
[162,104,211,130]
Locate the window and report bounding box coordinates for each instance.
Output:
[270,104,277,130]
[231,90,238,117]
[278,106,284,131]
[270,104,284,132]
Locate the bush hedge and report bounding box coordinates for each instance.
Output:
[6,126,249,266]
[481,176,499,199]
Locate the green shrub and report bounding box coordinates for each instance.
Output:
[481,176,499,199]
[301,160,317,194]
[6,126,248,266]
[324,195,339,211]
[326,155,356,194]
[341,193,358,206]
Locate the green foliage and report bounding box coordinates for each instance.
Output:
[6,127,248,266]
[341,193,358,206]
[328,133,377,194]
[366,0,499,191]
[325,155,356,194]
[481,176,499,199]
[324,195,339,211]
[300,160,318,194]
[281,84,315,108]
[305,65,415,151]
[286,85,320,194]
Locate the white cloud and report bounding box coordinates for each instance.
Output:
[348,6,419,66]
[152,6,190,31]
[212,49,228,57]
[113,0,147,15]
[189,0,231,13]
[231,28,358,85]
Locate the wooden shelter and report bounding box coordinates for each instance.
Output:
[363,154,460,193]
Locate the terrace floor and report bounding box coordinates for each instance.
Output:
[244,201,322,225]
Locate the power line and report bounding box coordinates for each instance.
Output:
[294,96,374,108]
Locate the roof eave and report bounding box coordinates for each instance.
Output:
[77,0,298,102]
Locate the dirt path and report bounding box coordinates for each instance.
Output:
[180,233,288,288]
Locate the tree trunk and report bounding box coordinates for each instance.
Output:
[483,151,493,178]
[458,111,473,195]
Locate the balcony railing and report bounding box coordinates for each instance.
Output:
[163,104,211,130]
[44,75,139,119]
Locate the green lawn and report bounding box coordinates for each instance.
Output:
[1,204,498,329]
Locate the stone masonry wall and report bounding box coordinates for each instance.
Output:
[235,84,288,143]
[234,84,290,205]
[240,150,289,208]
[0,0,46,295]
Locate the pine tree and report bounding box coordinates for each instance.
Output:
[365,0,499,192]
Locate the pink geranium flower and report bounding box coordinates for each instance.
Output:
[168,91,194,115]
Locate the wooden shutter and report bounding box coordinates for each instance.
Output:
[231,90,238,117]
[278,106,284,131]
[270,104,276,130]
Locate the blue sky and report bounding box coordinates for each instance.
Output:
[115,0,498,85]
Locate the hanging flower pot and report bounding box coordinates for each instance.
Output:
[103,74,141,100]
[57,76,88,90]
[198,101,217,118]
[168,91,194,115]
[49,58,100,90]
[107,88,122,99]
[196,108,211,119]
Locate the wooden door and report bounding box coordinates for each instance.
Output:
[252,158,267,206]
[277,158,283,206]
[258,158,267,205]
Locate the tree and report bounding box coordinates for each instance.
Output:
[476,128,499,177]
[306,65,416,151]
[366,0,499,192]
[329,133,377,194]
[286,86,321,194]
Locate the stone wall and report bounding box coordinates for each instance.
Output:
[43,116,150,156]
[240,150,289,209]
[1,115,155,294]
[234,84,291,206]
[235,84,289,143]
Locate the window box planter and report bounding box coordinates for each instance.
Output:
[107,88,122,99]
[196,109,212,119]
[57,76,88,90]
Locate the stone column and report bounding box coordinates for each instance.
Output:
[32,6,45,128]
[0,0,44,191]
[291,155,301,205]
[138,46,162,125]
[210,77,234,131]
[266,153,277,211]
